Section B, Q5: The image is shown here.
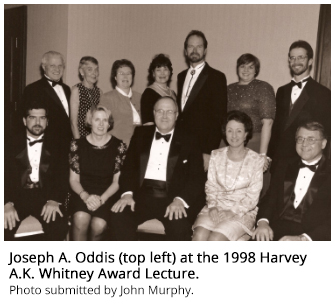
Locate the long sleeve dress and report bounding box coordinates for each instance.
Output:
[193,147,263,240]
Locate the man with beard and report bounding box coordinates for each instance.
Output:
[268,40,331,171]
[4,101,68,240]
[177,30,227,172]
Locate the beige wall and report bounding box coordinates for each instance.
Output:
[7,4,320,93]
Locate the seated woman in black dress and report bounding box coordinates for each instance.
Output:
[69,106,127,240]
[141,54,176,125]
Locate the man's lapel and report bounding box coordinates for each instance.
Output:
[42,77,68,116]
[166,128,182,189]
[139,126,155,186]
[284,83,310,131]
[302,155,329,211]
[177,70,188,112]
[39,141,51,188]
[280,159,300,214]
[183,63,209,113]
[15,136,31,187]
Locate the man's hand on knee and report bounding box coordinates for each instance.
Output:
[252,220,274,241]
[111,194,135,213]
[4,202,19,230]
[41,200,63,223]
[164,199,187,220]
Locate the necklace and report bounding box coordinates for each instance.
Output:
[224,147,248,193]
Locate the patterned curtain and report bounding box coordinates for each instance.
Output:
[314,4,331,90]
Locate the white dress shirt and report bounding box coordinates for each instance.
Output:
[115,86,141,124]
[181,62,206,110]
[45,75,69,116]
[291,75,310,104]
[27,134,44,182]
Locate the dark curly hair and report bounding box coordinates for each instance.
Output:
[110,59,135,89]
[289,40,314,60]
[222,110,253,146]
[147,54,173,86]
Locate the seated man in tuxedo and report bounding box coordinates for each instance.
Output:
[4,101,69,240]
[253,121,330,241]
[110,96,206,241]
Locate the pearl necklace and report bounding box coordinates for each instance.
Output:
[224,147,248,193]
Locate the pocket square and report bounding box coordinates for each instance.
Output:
[183,160,188,163]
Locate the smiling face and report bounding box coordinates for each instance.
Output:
[185,35,207,66]
[154,97,178,134]
[80,61,99,85]
[91,110,109,136]
[23,109,48,138]
[289,47,313,79]
[238,62,256,84]
[295,127,326,163]
[42,55,64,81]
[115,66,133,91]
[153,66,171,86]
[225,120,248,149]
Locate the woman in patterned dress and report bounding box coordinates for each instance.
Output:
[227,54,276,172]
[192,111,263,241]
[69,106,127,240]
[70,56,103,139]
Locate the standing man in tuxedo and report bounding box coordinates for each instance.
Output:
[23,51,72,157]
[4,102,69,240]
[177,30,227,172]
[253,121,330,241]
[110,96,206,240]
[268,40,331,170]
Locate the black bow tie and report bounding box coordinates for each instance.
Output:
[155,132,171,142]
[299,160,320,172]
[290,77,310,89]
[45,76,63,87]
[28,138,44,146]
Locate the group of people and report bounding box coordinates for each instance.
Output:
[4,30,331,241]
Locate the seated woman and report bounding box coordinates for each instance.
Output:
[192,110,263,241]
[99,59,141,146]
[70,56,103,139]
[69,106,127,240]
[141,54,176,125]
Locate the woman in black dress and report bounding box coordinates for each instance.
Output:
[141,54,176,125]
[70,56,103,139]
[69,105,127,240]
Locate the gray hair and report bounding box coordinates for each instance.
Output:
[41,51,65,67]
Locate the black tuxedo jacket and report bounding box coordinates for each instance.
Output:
[119,125,206,221]
[176,63,227,155]
[268,79,331,166]
[257,155,331,241]
[4,132,69,208]
[22,77,72,154]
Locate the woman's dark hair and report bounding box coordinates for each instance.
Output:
[222,110,253,146]
[147,54,173,86]
[110,59,135,89]
[78,56,99,81]
[236,53,260,78]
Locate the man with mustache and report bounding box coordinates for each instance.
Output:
[4,101,68,240]
[268,40,331,171]
[177,30,227,172]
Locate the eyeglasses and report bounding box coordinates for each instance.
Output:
[289,55,308,63]
[117,72,132,76]
[154,109,176,117]
[296,137,323,145]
